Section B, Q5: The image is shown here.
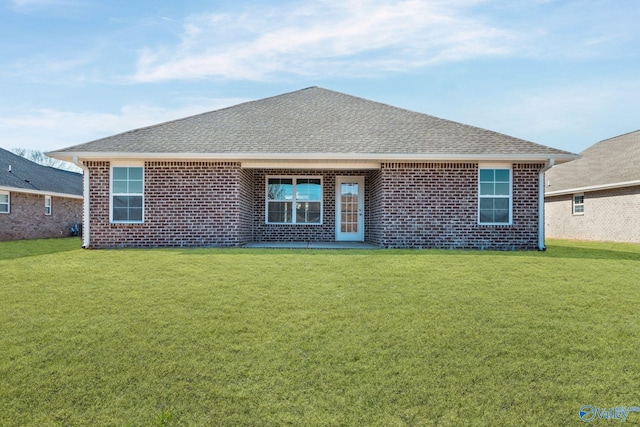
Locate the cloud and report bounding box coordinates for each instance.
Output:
[0,99,248,152]
[133,0,516,82]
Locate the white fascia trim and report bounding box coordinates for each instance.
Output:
[243,160,381,169]
[545,180,640,197]
[0,186,83,199]
[47,151,578,164]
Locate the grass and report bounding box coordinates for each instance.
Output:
[1,238,639,426]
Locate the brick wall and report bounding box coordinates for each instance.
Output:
[368,169,384,245]
[85,161,251,248]
[238,168,254,243]
[0,191,82,241]
[545,186,640,243]
[375,162,543,249]
[84,161,544,249]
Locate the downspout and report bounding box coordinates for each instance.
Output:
[73,156,90,249]
[538,158,555,251]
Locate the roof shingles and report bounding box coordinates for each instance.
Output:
[50,87,575,159]
[545,130,640,193]
[0,148,82,196]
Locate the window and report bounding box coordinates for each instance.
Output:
[479,167,512,225]
[266,177,322,224]
[0,191,9,213]
[44,196,52,215]
[573,194,584,215]
[111,166,143,223]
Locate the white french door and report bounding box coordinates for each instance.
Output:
[335,176,364,241]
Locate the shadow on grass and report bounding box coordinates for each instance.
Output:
[8,238,633,263]
[541,243,640,261]
[176,240,640,262]
[0,237,82,260]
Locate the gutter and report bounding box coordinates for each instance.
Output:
[72,156,90,249]
[538,159,555,251]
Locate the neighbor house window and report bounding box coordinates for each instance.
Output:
[44,196,52,215]
[111,166,143,223]
[573,194,584,215]
[479,167,512,225]
[0,191,9,213]
[266,177,322,224]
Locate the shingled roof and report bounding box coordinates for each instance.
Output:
[545,130,640,195]
[0,148,82,197]
[49,87,576,163]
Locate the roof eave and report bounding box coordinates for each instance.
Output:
[545,179,640,197]
[0,185,83,199]
[47,151,579,164]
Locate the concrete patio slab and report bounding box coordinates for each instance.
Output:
[242,241,381,249]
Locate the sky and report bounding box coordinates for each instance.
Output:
[1,0,639,155]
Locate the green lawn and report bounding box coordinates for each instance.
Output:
[1,238,639,426]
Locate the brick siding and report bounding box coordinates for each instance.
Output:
[545,186,640,243]
[373,163,543,249]
[84,161,544,249]
[0,191,82,241]
[367,169,384,245]
[85,161,252,248]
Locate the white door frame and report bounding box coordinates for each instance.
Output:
[335,176,365,241]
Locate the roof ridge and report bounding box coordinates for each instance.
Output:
[597,129,640,144]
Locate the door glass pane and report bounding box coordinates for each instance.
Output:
[340,182,359,233]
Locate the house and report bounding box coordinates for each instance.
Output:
[545,130,640,244]
[0,147,83,240]
[47,87,577,250]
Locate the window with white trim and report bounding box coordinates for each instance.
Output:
[111,166,144,223]
[0,191,9,213]
[266,177,322,224]
[573,194,584,215]
[479,167,512,225]
[44,196,52,215]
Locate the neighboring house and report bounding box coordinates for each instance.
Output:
[0,147,83,241]
[47,87,576,250]
[545,130,640,244]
